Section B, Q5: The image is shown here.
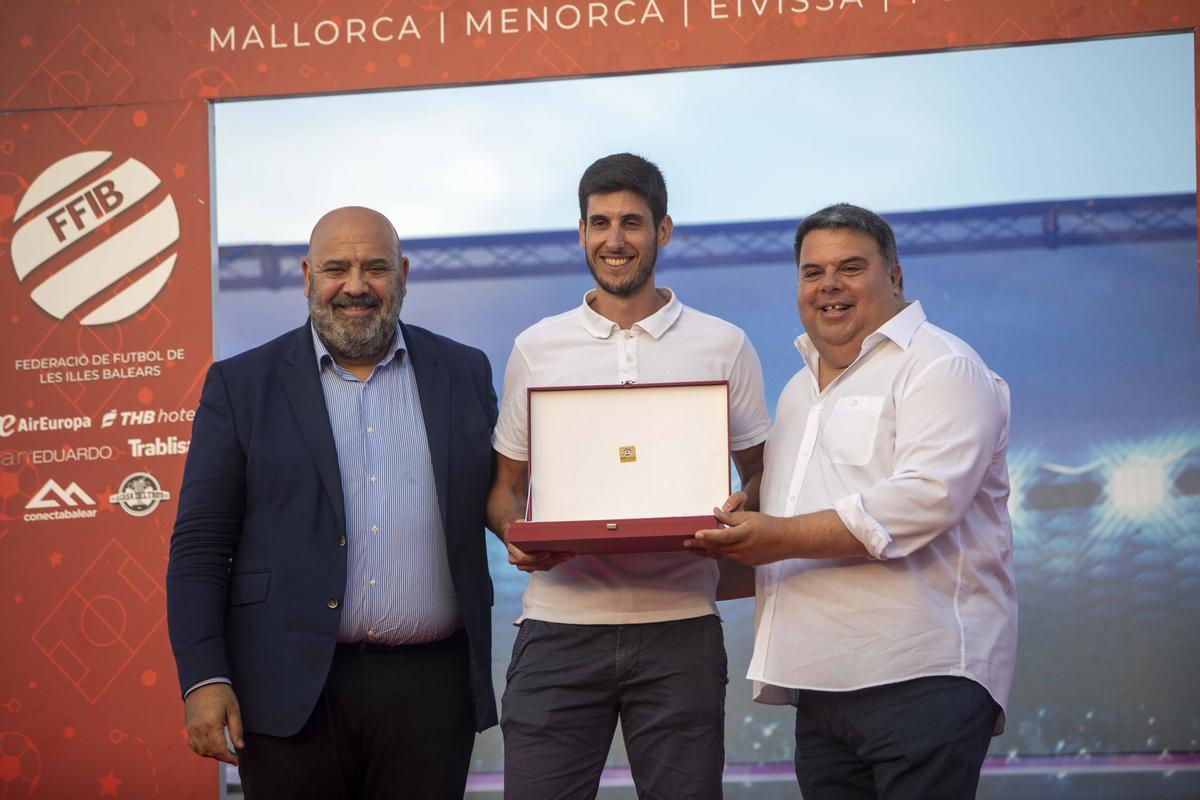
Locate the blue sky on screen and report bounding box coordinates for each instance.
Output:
[214,32,1194,244]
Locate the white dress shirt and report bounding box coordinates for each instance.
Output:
[493,289,772,624]
[751,301,1018,732]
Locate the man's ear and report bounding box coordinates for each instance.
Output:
[658,214,674,247]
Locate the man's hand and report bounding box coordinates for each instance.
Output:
[689,492,749,560]
[489,452,573,571]
[684,506,796,566]
[184,683,244,766]
[503,525,575,573]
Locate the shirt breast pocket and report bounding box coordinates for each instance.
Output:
[822,395,885,466]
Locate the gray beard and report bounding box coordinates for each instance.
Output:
[308,291,401,364]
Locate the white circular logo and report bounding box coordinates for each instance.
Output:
[10,151,179,326]
[108,471,172,517]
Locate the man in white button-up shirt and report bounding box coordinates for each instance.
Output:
[688,203,1018,800]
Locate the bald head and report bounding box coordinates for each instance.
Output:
[307,206,402,261]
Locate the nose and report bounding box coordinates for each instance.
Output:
[817,269,842,292]
[604,227,626,251]
[341,266,369,295]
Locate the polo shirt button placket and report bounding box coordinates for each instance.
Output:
[619,331,638,383]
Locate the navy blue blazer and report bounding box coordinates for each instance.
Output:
[166,321,498,736]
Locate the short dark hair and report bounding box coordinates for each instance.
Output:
[793,203,900,275]
[578,153,668,227]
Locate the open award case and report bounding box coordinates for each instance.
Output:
[506,381,731,554]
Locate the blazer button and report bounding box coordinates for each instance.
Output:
[337,535,347,546]
[327,597,340,609]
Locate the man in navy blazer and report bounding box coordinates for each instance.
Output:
[167,207,497,798]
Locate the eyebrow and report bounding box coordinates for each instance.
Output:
[589,212,647,224]
[799,256,869,270]
[318,257,393,269]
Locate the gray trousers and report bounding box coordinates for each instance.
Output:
[501,615,727,800]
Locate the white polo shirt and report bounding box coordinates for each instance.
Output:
[493,289,772,624]
[751,301,1018,731]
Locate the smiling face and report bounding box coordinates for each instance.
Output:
[579,189,673,301]
[301,207,409,369]
[797,227,906,369]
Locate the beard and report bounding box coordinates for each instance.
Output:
[307,277,403,364]
[586,241,657,297]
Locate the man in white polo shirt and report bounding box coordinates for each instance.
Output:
[487,153,771,799]
[688,203,1018,799]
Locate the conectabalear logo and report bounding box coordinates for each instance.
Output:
[9,151,179,326]
[24,478,98,522]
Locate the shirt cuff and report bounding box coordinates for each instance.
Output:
[832,493,893,560]
[185,677,232,698]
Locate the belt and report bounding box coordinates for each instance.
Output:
[338,627,466,655]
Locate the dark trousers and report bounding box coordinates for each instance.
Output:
[501,616,728,800]
[792,676,1000,800]
[238,630,475,800]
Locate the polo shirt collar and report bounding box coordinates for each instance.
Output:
[577,288,683,340]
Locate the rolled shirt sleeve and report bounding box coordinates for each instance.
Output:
[832,353,1009,560]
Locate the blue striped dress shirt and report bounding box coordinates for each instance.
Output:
[312,324,462,644]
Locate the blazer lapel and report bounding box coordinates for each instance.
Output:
[404,323,450,531]
[280,324,347,534]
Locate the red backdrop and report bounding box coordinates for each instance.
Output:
[1,1,1196,797]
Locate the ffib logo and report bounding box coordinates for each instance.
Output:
[9,151,179,326]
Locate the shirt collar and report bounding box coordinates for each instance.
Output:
[794,300,927,368]
[576,287,683,340]
[311,322,406,375]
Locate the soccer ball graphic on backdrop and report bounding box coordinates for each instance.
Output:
[0,731,40,800]
[8,151,179,326]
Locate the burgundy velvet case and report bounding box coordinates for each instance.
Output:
[506,381,731,554]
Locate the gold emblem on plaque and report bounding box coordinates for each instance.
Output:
[619,446,637,463]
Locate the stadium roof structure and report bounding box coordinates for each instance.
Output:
[218,193,1197,291]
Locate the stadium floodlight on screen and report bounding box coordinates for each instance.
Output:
[213,32,1199,798]
[2,4,1198,800]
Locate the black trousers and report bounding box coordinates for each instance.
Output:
[792,675,999,800]
[501,616,728,800]
[239,630,475,800]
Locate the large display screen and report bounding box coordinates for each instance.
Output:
[213,32,1198,795]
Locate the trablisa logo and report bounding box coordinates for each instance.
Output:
[9,151,179,326]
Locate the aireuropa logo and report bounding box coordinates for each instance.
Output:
[24,478,98,522]
[109,471,171,517]
[9,151,179,326]
[0,412,92,438]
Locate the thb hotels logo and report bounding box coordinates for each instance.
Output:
[9,151,179,326]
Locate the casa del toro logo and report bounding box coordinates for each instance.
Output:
[9,151,179,326]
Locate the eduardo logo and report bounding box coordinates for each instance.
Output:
[9,151,179,326]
